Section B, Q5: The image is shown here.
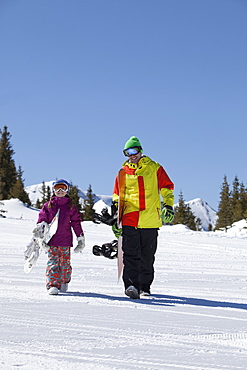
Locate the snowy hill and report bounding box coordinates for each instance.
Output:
[185,198,217,231]
[173,198,217,231]
[0,198,39,220]
[0,198,108,223]
[25,182,217,230]
[215,218,247,238]
[1,200,247,369]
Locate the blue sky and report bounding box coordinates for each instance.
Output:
[0,0,246,210]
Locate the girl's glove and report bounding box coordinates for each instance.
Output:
[112,224,122,239]
[74,235,85,253]
[161,205,174,223]
[33,221,48,238]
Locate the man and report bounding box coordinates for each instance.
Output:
[112,136,174,299]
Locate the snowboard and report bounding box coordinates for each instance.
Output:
[92,237,123,281]
[43,209,60,244]
[92,169,125,280]
[116,169,125,281]
[24,237,41,273]
[24,210,60,273]
[117,235,123,281]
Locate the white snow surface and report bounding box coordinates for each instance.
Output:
[1,199,247,369]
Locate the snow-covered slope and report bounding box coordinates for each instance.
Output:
[1,198,39,220]
[173,197,217,231]
[93,199,110,214]
[0,200,247,370]
[0,198,108,223]
[215,218,247,238]
[26,181,54,206]
[186,198,217,230]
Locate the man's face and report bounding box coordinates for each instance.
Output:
[123,147,142,164]
[128,151,142,164]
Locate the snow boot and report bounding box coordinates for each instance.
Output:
[48,287,59,295]
[125,285,140,299]
[60,283,68,292]
[140,290,150,296]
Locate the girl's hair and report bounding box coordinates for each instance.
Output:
[48,194,74,209]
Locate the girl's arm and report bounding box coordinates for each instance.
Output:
[37,204,50,224]
[71,206,84,237]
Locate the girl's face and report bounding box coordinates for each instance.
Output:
[54,189,67,197]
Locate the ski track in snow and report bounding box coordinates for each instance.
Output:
[1,216,247,369]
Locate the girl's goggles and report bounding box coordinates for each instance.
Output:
[54,183,69,192]
[123,147,141,157]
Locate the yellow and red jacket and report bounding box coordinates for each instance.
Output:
[113,156,174,228]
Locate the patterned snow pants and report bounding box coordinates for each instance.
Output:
[46,246,72,290]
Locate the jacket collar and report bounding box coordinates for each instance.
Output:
[50,195,71,206]
[122,155,151,168]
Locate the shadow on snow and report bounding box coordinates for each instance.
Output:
[61,291,247,310]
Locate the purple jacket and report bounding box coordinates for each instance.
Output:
[37,196,83,247]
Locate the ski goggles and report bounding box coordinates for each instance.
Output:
[53,183,69,192]
[123,147,141,157]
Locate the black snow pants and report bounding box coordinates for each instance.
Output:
[122,225,158,293]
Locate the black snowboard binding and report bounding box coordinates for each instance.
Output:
[92,240,118,259]
[93,203,118,226]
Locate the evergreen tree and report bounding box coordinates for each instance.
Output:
[239,182,247,219]
[231,176,240,205]
[231,176,243,223]
[173,191,187,224]
[46,186,51,201]
[195,217,202,231]
[82,184,96,221]
[208,223,213,231]
[215,176,232,230]
[69,183,83,215]
[35,198,42,209]
[173,191,197,230]
[9,166,31,205]
[40,181,47,206]
[0,126,17,200]
[37,182,52,206]
[186,210,197,231]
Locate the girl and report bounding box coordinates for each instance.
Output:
[33,179,85,295]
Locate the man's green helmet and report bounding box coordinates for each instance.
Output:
[123,136,143,152]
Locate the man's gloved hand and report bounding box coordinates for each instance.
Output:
[112,223,122,239]
[161,205,174,223]
[33,221,48,238]
[74,235,86,253]
[94,202,118,226]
